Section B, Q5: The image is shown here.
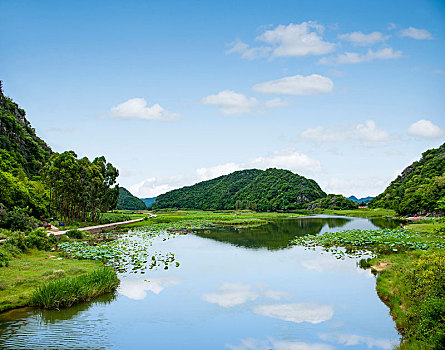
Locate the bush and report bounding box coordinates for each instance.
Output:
[0,247,11,267]
[26,228,51,250]
[66,229,84,239]
[1,207,39,232]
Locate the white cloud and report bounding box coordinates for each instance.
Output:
[226,21,335,60]
[319,333,397,350]
[202,283,259,308]
[338,31,390,46]
[319,47,402,65]
[226,38,272,60]
[202,90,259,115]
[300,120,391,146]
[251,149,322,173]
[253,303,334,324]
[129,175,194,198]
[118,278,180,300]
[257,22,336,57]
[110,98,180,121]
[264,98,291,108]
[400,27,432,40]
[196,163,242,182]
[226,338,334,350]
[319,176,391,198]
[253,74,334,96]
[387,23,397,31]
[408,119,444,138]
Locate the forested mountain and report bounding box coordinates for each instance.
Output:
[307,194,358,210]
[141,197,156,208]
[0,82,119,225]
[152,168,326,211]
[347,196,373,204]
[117,187,147,210]
[369,142,445,215]
[0,82,52,217]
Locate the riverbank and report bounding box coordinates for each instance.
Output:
[0,249,104,312]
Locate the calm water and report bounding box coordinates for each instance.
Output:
[0,215,400,349]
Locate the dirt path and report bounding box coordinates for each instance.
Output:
[49,213,157,237]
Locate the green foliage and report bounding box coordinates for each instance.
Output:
[307,194,358,210]
[370,143,445,215]
[29,267,119,309]
[66,229,84,239]
[0,206,39,231]
[153,168,326,211]
[116,187,146,210]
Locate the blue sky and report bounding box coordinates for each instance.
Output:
[1,0,444,198]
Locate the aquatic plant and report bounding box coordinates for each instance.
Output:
[30,267,119,309]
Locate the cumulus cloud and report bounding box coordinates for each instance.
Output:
[226,21,335,60]
[338,31,390,46]
[408,119,444,138]
[319,333,397,350]
[201,90,259,115]
[129,175,194,198]
[300,120,391,146]
[252,74,334,95]
[251,149,322,173]
[110,98,180,121]
[253,303,334,324]
[196,162,242,181]
[201,91,290,115]
[319,47,402,65]
[400,27,433,40]
[257,22,336,57]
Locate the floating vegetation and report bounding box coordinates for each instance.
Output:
[292,229,445,258]
[57,220,210,274]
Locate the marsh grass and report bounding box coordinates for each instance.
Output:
[30,267,119,309]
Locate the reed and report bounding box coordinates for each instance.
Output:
[30,267,119,309]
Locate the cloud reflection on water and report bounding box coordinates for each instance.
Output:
[318,332,398,349]
[253,303,334,324]
[226,338,335,350]
[118,277,180,300]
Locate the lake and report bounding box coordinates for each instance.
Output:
[0,215,400,349]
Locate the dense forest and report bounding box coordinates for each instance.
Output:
[0,82,119,227]
[306,194,358,210]
[141,197,156,208]
[152,168,327,211]
[116,187,147,210]
[370,142,445,215]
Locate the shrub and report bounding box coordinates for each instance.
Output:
[66,229,84,239]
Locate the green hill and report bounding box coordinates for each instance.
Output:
[307,194,358,210]
[0,82,53,216]
[116,187,147,210]
[369,142,445,215]
[152,168,326,211]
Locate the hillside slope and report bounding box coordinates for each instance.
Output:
[153,168,326,211]
[369,142,445,215]
[116,187,146,210]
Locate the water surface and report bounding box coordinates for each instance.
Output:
[0,215,400,349]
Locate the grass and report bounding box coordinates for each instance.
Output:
[0,249,104,312]
[316,208,397,218]
[30,267,119,309]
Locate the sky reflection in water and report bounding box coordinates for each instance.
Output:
[0,216,400,349]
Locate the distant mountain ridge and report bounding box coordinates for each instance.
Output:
[141,197,156,208]
[116,187,146,210]
[347,196,373,204]
[152,168,327,211]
